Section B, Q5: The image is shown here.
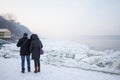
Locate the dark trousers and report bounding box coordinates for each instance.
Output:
[34,59,40,67]
[21,55,30,71]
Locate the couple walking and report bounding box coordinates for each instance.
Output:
[17,33,43,73]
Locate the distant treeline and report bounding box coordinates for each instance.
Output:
[0,14,31,42]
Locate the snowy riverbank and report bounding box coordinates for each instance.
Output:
[0,39,120,75]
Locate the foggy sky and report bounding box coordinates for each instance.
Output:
[0,0,120,38]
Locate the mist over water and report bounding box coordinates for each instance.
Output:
[70,35,120,51]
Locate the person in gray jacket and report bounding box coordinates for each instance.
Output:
[30,34,43,73]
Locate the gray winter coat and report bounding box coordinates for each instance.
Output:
[30,34,43,59]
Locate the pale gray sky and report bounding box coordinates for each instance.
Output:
[0,0,120,38]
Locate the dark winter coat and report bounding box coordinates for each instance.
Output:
[17,36,30,56]
[30,34,43,60]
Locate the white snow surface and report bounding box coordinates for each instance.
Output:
[0,38,120,80]
[0,57,120,80]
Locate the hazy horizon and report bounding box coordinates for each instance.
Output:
[0,0,120,39]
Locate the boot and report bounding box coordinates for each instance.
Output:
[21,70,25,73]
[38,66,40,72]
[34,67,37,73]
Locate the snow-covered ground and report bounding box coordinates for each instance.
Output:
[0,38,120,80]
[0,57,120,80]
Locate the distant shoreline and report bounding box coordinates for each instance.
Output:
[71,35,120,51]
[78,35,120,39]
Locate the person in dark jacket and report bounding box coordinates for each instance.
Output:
[17,33,31,73]
[30,34,43,73]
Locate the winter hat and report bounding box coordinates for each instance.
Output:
[23,33,27,37]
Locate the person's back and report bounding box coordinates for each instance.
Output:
[17,35,30,56]
[30,34,43,59]
[30,34,43,73]
[17,33,31,73]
